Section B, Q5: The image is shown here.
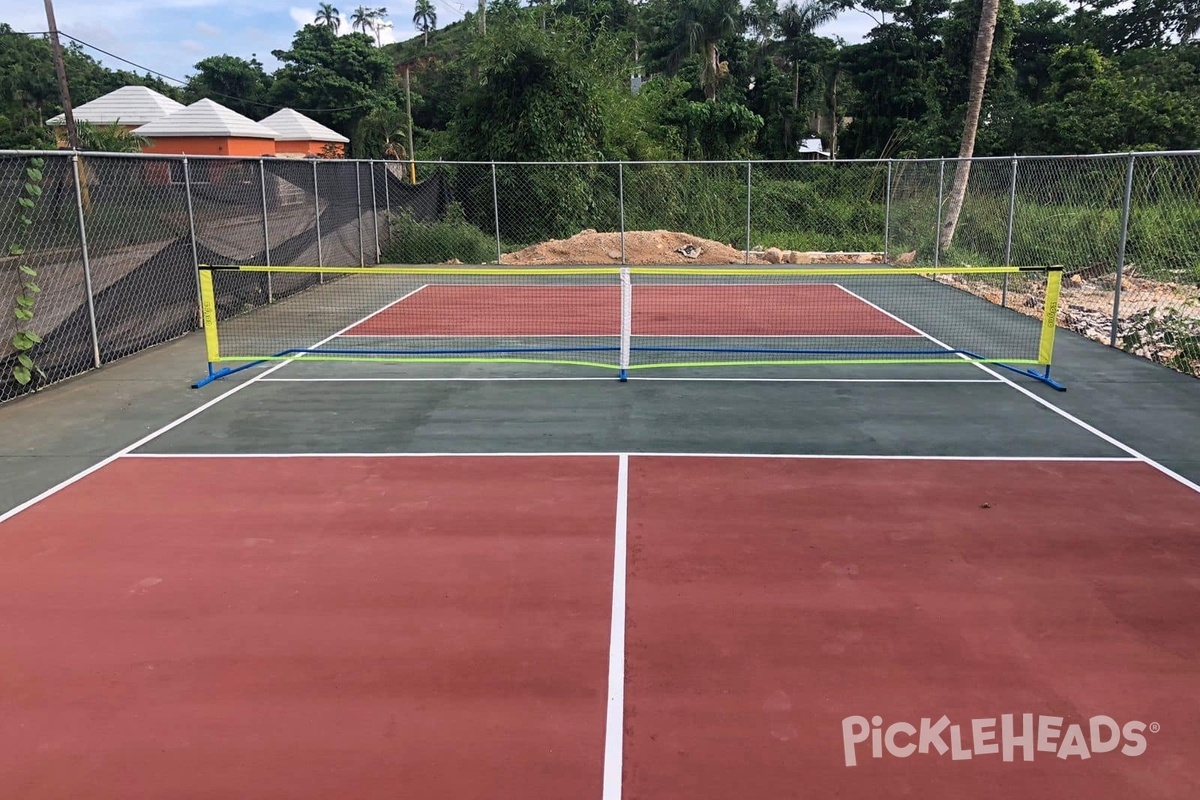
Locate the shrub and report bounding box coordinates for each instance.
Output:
[382,203,497,265]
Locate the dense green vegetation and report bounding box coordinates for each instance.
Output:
[3,0,1200,158]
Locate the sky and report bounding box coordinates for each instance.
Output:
[5,0,877,93]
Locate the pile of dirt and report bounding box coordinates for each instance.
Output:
[499,229,885,266]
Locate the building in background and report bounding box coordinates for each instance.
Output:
[132,99,278,157]
[258,108,349,157]
[45,85,184,148]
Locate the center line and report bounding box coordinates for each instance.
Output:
[602,454,630,800]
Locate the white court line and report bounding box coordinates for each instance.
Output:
[0,286,429,526]
[602,454,629,800]
[833,283,1200,494]
[417,281,844,287]
[257,376,1004,384]
[334,333,923,339]
[119,452,1140,462]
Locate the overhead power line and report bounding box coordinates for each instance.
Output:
[53,30,407,115]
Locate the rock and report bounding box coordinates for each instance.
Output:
[789,252,816,264]
[1070,274,1084,286]
[579,228,597,236]
[897,250,917,264]
[607,250,622,260]
[763,247,784,264]
[674,244,702,259]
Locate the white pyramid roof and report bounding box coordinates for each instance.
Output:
[258,108,349,143]
[46,85,185,127]
[132,98,278,139]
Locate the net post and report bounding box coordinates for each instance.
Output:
[1111,152,1136,347]
[259,159,272,302]
[619,266,631,381]
[370,160,380,264]
[883,159,892,264]
[355,161,365,267]
[934,158,945,273]
[1038,266,1063,367]
[198,268,220,365]
[313,160,324,282]
[491,162,502,264]
[1002,156,1017,308]
[70,153,101,368]
[182,156,202,326]
[618,162,626,263]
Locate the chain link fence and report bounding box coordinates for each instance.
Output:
[2,150,1198,402]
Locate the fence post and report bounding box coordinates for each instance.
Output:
[369,160,380,264]
[259,159,272,301]
[1111,153,1136,347]
[934,158,945,272]
[491,162,502,264]
[313,160,324,282]
[745,161,753,264]
[356,161,365,267]
[383,160,391,240]
[884,159,892,264]
[1002,156,1018,308]
[618,162,626,263]
[182,157,202,326]
[70,154,101,368]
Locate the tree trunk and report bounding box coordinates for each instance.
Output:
[784,60,798,153]
[705,41,719,101]
[829,72,838,160]
[938,0,1000,251]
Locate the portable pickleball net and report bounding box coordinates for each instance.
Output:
[191,263,1065,389]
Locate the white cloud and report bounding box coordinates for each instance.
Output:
[195,21,222,36]
[180,39,206,53]
[289,6,318,28]
[817,10,878,45]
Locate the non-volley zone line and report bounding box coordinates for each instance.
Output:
[342,284,920,338]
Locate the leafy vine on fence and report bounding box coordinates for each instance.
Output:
[10,157,46,387]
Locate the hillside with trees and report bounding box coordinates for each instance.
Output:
[2,0,1200,158]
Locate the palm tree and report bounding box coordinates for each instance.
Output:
[350,6,372,34]
[413,0,437,45]
[778,0,840,150]
[939,0,1000,251]
[673,0,744,102]
[77,120,150,153]
[315,2,341,31]
[746,0,778,47]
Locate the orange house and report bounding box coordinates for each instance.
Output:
[132,99,277,157]
[259,108,349,157]
[45,85,185,147]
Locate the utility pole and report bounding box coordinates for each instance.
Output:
[44,0,80,150]
[478,0,486,35]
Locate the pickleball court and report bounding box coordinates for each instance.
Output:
[2,269,1199,800]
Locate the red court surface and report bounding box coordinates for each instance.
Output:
[624,457,1200,800]
[0,456,615,800]
[346,284,919,337]
[3,454,1200,799]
